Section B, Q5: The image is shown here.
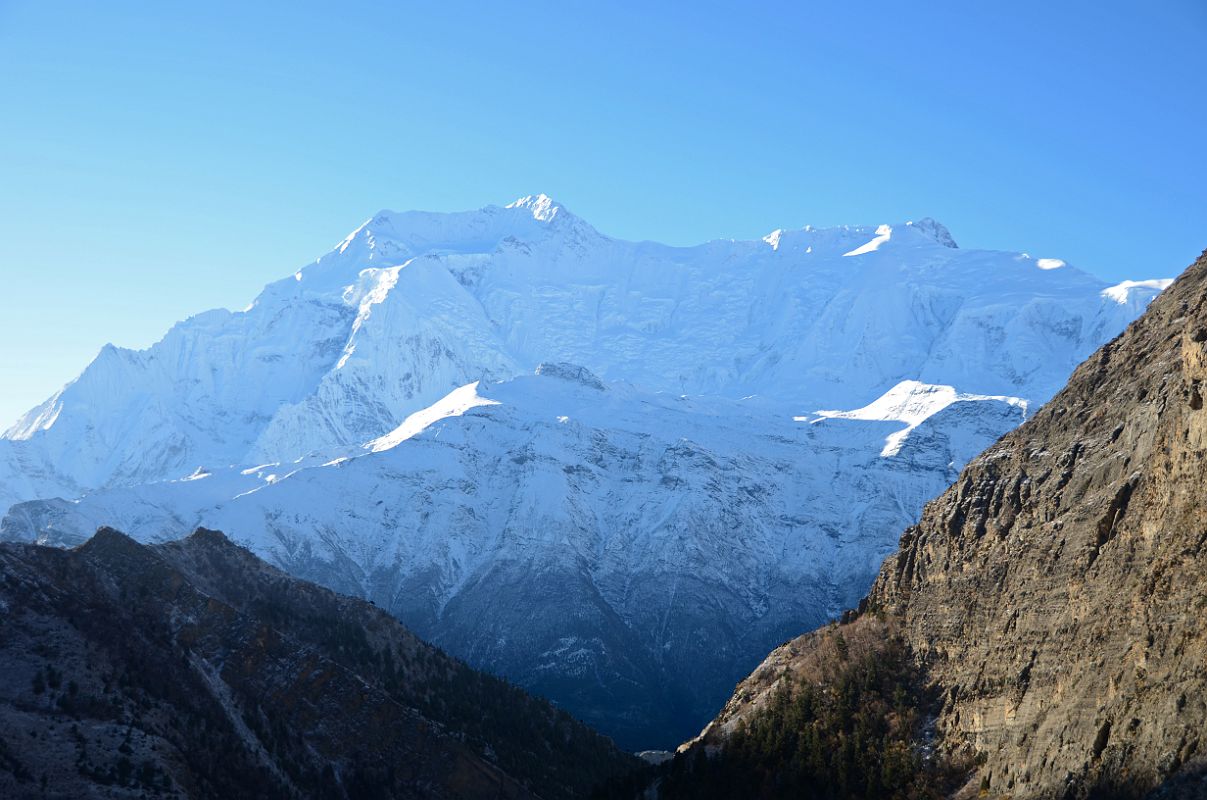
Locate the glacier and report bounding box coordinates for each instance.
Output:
[0,194,1170,748]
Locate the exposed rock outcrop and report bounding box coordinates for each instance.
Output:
[674,249,1207,798]
[866,249,1207,796]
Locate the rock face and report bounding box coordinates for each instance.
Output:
[0,528,636,799]
[679,249,1207,798]
[866,248,1207,796]
[0,196,1170,749]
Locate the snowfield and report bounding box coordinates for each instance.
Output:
[0,195,1169,748]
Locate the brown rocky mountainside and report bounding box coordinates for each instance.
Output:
[669,250,1207,800]
[0,527,638,799]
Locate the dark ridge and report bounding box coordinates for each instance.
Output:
[75,525,140,553]
[0,527,640,799]
[183,526,232,546]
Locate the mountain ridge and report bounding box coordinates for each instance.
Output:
[0,525,638,798]
[0,196,1172,748]
[0,195,1166,517]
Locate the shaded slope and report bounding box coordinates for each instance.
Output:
[658,619,969,800]
[0,527,637,799]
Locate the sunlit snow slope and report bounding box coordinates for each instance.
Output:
[0,195,1170,748]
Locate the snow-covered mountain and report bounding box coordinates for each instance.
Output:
[0,195,1170,748]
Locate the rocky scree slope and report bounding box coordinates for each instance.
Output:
[0,527,637,799]
[673,249,1207,799]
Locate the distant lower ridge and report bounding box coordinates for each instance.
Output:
[0,527,638,799]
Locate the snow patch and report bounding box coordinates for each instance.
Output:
[366,381,501,453]
[1102,279,1175,304]
[1036,258,1066,270]
[843,224,893,257]
[811,380,1027,457]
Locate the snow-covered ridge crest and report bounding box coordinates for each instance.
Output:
[1102,278,1175,305]
[505,193,562,222]
[0,194,1171,502]
[843,224,894,257]
[842,218,957,257]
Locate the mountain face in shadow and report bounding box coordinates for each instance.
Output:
[0,527,637,799]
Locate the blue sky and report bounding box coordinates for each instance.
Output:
[1,0,1204,425]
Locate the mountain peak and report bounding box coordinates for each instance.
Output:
[76,526,148,563]
[184,526,233,548]
[80,525,136,548]
[505,193,565,222]
[905,217,958,248]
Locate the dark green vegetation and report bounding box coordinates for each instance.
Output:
[0,528,638,799]
[652,621,968,800]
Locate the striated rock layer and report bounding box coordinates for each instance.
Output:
[865,248,1207,796]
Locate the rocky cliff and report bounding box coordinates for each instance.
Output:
[671,249,1207,799]
[866,248,1207,796]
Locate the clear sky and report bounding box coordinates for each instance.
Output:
[1,0,1204,426]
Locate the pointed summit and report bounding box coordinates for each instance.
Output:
[184,526,233,547]
[76,526,151,563]
[505,193,565,222]
[906,217,958,248]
